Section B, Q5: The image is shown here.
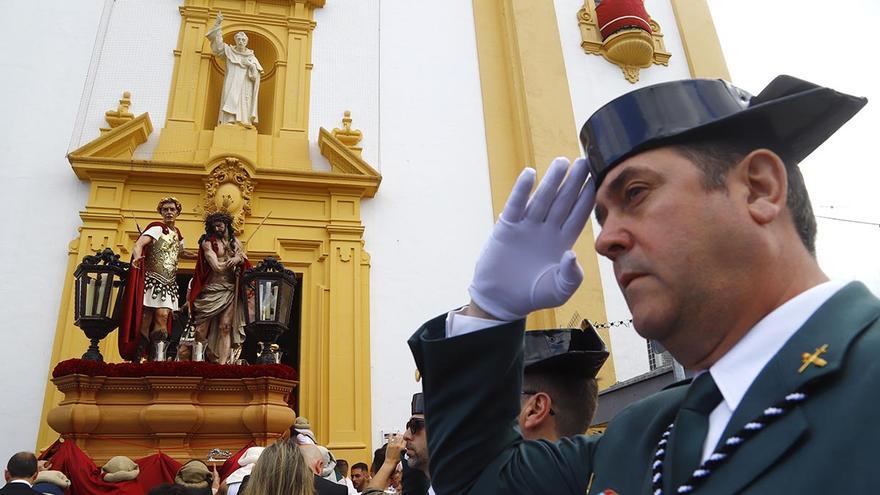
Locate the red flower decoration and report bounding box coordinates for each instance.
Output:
[53,359,298,381]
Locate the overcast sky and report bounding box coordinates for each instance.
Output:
[707,0,880,294]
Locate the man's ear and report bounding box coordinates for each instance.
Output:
[522,392,554,429]
[737,149,787,225]
[4,470,10,482]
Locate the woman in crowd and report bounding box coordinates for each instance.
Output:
[242,440,314,495]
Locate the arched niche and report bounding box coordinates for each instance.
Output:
[204,30,280,136]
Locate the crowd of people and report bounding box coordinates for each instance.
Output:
[2,412,423,495]
[5,74,875,494]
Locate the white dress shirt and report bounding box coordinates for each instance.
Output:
[446,280,848,463]
[700,279,846,461]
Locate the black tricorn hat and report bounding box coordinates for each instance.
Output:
[411,392,424,415]
[524,326,609,379]
[579,75,867,187]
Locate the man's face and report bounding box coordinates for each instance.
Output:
[350,467,368,491]
[159,203,179,223]
[212,220,227,236]
[403,414,428,471]
[593,147,757,365]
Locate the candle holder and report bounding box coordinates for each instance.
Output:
[73,248,130,361]
[240,257,297,364]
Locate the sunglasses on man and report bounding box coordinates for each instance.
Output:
[406,417,425,435]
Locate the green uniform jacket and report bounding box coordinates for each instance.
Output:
[408,282,880,494]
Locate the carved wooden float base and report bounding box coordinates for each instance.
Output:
[47,374,297,464]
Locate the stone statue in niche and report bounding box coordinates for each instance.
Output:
[206,12,264,127]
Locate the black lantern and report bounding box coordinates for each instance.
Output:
[240,257,297,364]
[73,248,130,361]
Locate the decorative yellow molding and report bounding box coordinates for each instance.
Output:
[318,127,380,180]
[471,0,615,387]
[331,110,363,156]
[70,112,153,160]
[670,0,730,80]
[102,91,134,132]
[202,156,255,235]
[154,0,326,170]
[577,0,671,83]
[47,374,297,463]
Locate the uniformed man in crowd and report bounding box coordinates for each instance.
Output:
[520,325,608,441]
[408,75,878,494]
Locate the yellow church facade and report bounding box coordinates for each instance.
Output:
[13,0,730,465]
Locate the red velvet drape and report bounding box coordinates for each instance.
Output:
[47,441,181,495]
[595,0,652,39]
[44,440,260,494]
[217,441,257,482]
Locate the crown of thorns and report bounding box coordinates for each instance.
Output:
[204,212,234,227]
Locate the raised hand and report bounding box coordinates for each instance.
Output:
[386,433,406,461]
[468,157,596,321]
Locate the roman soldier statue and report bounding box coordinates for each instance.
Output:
[118,197,197,361]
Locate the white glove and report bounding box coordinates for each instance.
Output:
[468,157,596,321]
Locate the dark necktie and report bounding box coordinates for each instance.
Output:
[669,372,723,489]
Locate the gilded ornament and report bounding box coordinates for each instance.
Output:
[331,110,364,156]
[577,0,671,83]
[102,91,135,133]
[203,157,254,236]
[798,344,829,373]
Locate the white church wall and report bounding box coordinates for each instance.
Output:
[0,0,106,466]
[310,1,379,173]
[553,0,694,383]
[69,0,183,159]
[364,1,495,450]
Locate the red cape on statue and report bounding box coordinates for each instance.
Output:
[118,221,183,361]
[187,235,252,310]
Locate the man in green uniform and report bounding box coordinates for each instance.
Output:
[408,76,878,494]
[520,326,608,441]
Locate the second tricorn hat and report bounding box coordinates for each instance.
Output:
[411,392,425,415]
[579,75,867,187]
[524,325,609,379]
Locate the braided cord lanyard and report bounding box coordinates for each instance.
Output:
[650,387,811,495]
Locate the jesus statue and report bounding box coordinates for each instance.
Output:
[206,12,264,126]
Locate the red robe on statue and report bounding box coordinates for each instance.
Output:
[118,221,183,361]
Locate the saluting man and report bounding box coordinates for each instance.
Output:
[409,76,878,493]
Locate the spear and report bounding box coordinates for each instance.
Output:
[243,210,273,247]
[130,210,144,235]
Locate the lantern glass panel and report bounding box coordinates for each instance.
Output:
[106,272,124,319]
[242,280,256,325]
[81,272,114,318]
[277,278,295,328]
[257,279,280,322]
